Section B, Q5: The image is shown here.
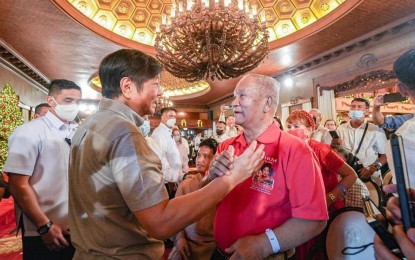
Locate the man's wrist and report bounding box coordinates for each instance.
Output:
[37,220,53,235]
[372,162,382,170]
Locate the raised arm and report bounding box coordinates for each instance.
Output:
[134,141,265,239]
[372,94,386,126]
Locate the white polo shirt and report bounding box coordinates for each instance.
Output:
[385,115,415,188]
[4,111,77,236]
[151,123,183,182]
[337,120,387,179]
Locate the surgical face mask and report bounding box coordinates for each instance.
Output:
[348,110,365,120]
[173,136,180,142]
[52,97,79,122]
[166,118,176,128]
[139,120,151,137]
[287,129,308,141]
[216,129,224,136]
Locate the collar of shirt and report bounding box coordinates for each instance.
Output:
[99,97,144,127]
[231,122,281,148]
[44,110,78,131]
[158,122,172,134]
[346,119,368,129]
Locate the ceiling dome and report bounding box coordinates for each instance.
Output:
[53,0,359,53]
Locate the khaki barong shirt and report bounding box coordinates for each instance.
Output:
[69,98,168,259]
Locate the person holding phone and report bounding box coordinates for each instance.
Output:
[372,93,413,130]
[383,48,415,188]
[374,184,415,259]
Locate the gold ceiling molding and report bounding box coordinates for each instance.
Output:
[88,70,211,99]
[52,0,358,51]
[318,69,398,97]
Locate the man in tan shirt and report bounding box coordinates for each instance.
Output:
[68,49,265,259]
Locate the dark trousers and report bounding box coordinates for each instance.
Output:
[22,235,75,260]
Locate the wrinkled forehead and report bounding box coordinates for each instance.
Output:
[234,78,258,95]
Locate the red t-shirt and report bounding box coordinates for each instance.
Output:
[214,123,328,252]
[308,139,345,212]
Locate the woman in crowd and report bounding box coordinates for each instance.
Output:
[286,110,357,259]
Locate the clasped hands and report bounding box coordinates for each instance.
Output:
[208,141,265,185]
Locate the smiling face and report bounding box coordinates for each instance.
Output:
[231,77,263,128]
[261,166,271,178]
[125,75,162,116]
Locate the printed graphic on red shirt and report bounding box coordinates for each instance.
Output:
[251,160,276,194]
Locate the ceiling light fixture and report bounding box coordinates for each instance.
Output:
[155,0,269,82]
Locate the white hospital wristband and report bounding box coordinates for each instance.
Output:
[265,228,280,253]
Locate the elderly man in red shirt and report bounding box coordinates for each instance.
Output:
[208,74,328,259]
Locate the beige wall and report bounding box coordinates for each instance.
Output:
[278,26,415,118]
[0,64,47,109]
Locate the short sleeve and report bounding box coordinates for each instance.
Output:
[110,132,168,212]
[284,144,328,220]
[4,125,39,176]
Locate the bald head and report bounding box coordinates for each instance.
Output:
[308,108,322,128]
[238,74,280,110]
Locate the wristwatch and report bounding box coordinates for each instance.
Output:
[372,162,382,170]
[37,220,53,235]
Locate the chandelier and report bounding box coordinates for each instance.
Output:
[156,94,173,113]
[155,0,269,82]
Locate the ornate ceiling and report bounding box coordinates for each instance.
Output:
[53,0,351,98]
[59,0,348,50]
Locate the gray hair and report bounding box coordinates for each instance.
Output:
[239,74,280,109]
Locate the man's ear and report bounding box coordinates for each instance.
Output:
[397,83,410,98]
[263,96,273,112]
[120,77,133,99]
[46,96,54,107]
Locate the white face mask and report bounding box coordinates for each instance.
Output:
[348,110,365,120]
[173,136,180,142]
[52,97,79,122]
[166,118,176,128]
[139,120,151,137]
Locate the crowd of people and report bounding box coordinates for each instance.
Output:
[1,47,415,259]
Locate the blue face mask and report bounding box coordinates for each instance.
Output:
[139,120,151,136]
[348,110,365,120]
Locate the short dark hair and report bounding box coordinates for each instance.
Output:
[48,79,81,96]
[35,103,50,114]
[351,97,370,109]
[199,138,218,154]
[324,119,336,126]
[99,49,163,99]
[160,107,177,115]
[217,121,226,125]
[393,48,415,89]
